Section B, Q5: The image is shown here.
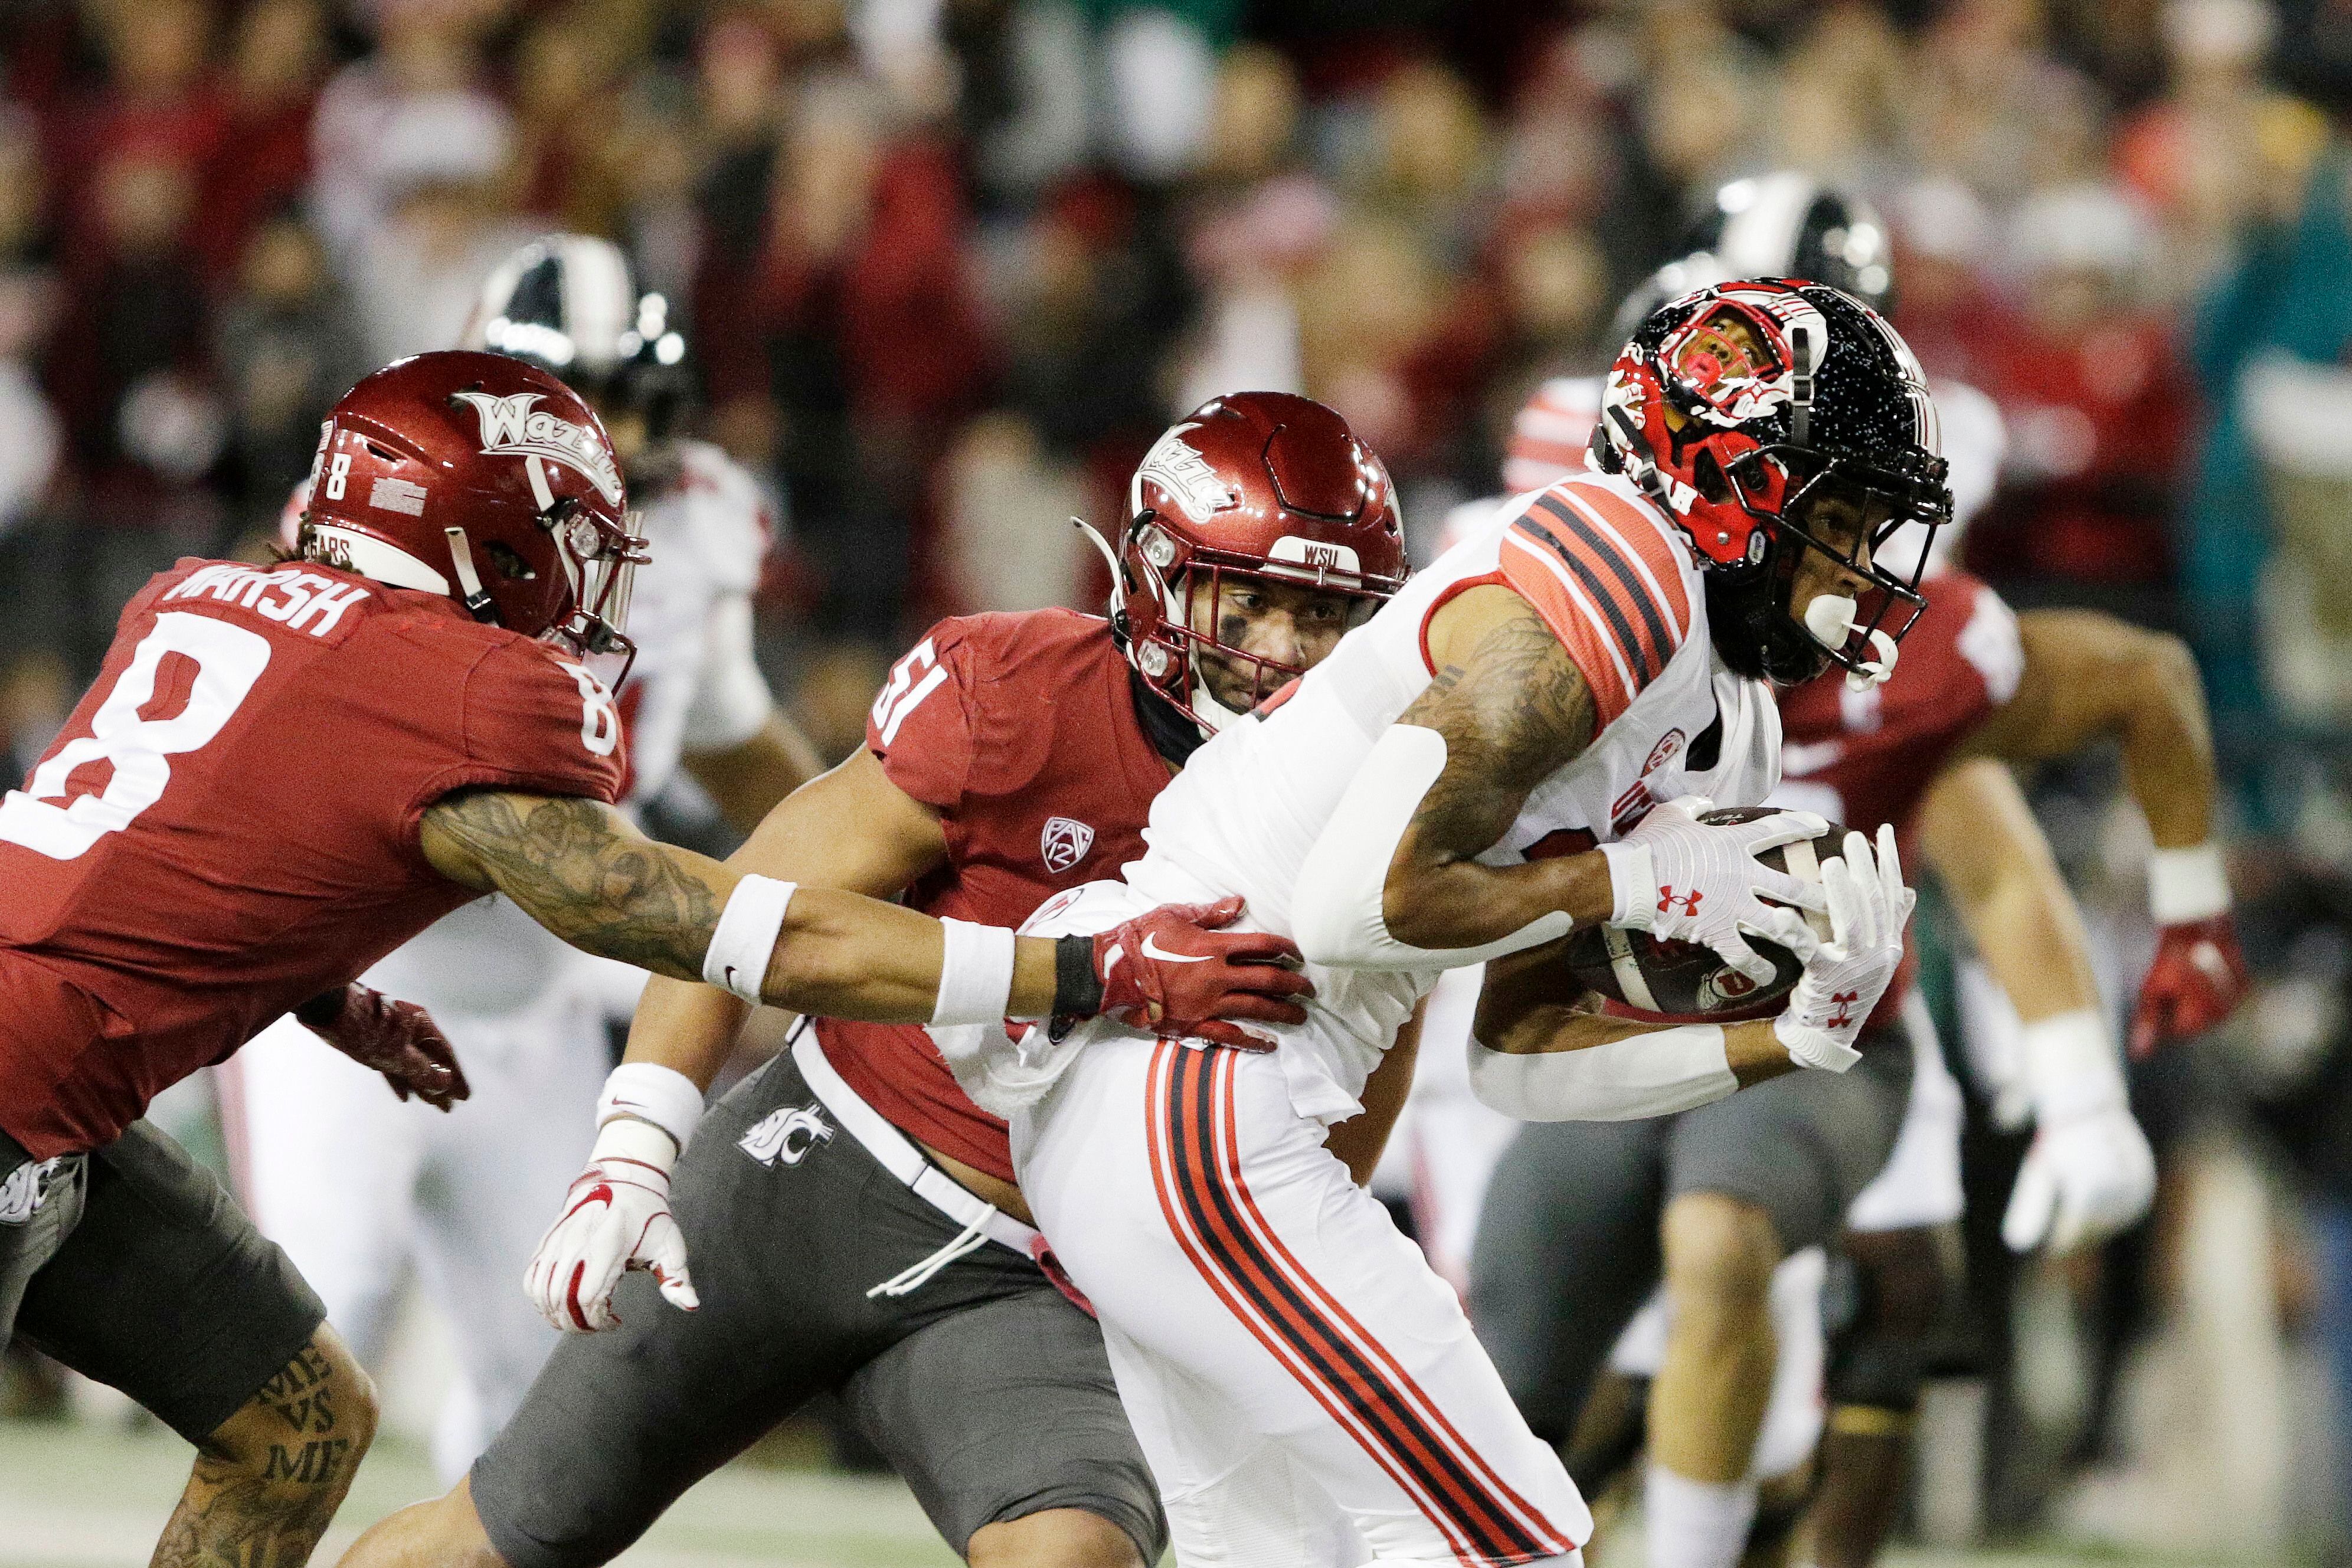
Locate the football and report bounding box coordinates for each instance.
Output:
[1558,807,1845,1022]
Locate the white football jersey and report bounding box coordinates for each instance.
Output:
[1126,469,1781,1123]
[365,440,777,1018]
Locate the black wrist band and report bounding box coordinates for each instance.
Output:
[293,986,350,1028]
[1052,934,1103,1022]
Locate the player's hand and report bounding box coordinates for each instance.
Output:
[2002,1104,2157,1255]
[1768,825,1915,1073]
[1600,796,1833,986]
[525,1118,699,1333]
[297,984,469,1112]
[2129,914,2249,1059]
[1094,895,1314,1050]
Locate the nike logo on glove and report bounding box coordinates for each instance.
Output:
[1140,934,1211,963]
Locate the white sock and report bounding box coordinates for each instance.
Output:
[1644,1462,1758,1568]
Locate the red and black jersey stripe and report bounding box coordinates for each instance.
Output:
[1146,1043,1577,1565]
[1497,481,1693,727]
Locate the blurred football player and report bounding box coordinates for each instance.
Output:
[1468,174,2247,1568]
[342,391,1414,1568]
[225,235,825,1480]
[0,351,1301,1567]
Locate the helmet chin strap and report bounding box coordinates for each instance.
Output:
[1803,593,1899,690]
[1187,657,1247,732]
[443,526,500,623]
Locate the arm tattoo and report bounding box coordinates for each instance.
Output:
[424,790,724,978]
[1395,604,1597,866]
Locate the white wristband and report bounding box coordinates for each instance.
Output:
[2148,843,2229,925]
[1775,1013,1863,1074]
[703,875,796,1005]
[2019,1007,2125,1125]
[933,919,1018,1027]
[597,1062,705,1150]
[590,1112,683,1174]
[1598,840,1657,929]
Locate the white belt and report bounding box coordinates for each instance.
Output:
[790,1025,1040,1297]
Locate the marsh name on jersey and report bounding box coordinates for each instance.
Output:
[0,558,624,1155]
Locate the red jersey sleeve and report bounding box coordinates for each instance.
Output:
[1497,483,1695,728]
[441,638,629,807]
[865,621,978,813]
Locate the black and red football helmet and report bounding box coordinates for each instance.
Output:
[1111,392,1408,732]
[1590,279,1950,686]
[297,351,648,665]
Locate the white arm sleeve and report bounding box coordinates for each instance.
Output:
[1468,1025,1738,1122]
[680,594,777,753]
[1290,724,1572,970]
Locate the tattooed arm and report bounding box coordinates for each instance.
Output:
[417,788,1058,1020]
[1375,584,1618,951]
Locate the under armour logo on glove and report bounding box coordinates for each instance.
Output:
[1827,990,1860,1029]
[1658,887,1705,916]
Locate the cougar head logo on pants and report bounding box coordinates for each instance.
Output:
[0,1157,68,1224]
[741,1105,835,1168]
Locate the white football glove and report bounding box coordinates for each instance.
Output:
[525,1117,699,1333]
[1768,824,1915,1073]
[2001,1010,2155,1255]
[1599,796,1833,986]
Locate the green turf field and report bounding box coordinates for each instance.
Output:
[0,1418,2284,1568]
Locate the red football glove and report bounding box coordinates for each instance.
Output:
[296,984,470,1111]
[1094,896,1314,1050]
[2128,915,2250,1059]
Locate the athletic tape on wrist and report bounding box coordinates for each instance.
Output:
[2019,1008,2125,1124]
[597,1062,705,1150]
[702,875,796,1006]
[1775,1014,1862,1073]
[1469,1026,1735,1121]
[933,919,1018,1027]
[2147,842,2229,925]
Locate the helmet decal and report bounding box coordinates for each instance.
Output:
[1133,422,1236,523]
[452,390,625,505]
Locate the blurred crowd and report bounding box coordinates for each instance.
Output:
[10,0,2352,1554]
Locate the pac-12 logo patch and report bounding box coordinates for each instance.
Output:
[740,1104,833,1168]
[1041,816,1095,873]
[0,1155,69,1224]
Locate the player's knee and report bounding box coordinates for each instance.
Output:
[339,1481,512,1568]
[967,1507,1146,1568]
[1661,1194,1779,1315]
[201,1327,378,1484]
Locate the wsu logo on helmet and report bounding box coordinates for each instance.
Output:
[1040,816,1095,873]
[1134,423,1235,522]
[452,390,624,504]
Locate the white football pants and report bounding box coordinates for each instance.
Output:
[1015,1029,1589,1567]
[221,983,607,1479]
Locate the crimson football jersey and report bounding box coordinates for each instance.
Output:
[819,608,1173,1181]
[1770,569,2024,1023]
[0,558,626,1155]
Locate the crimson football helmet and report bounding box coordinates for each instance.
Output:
[1111,392,1407,732]
[297,351,647,664]
[1591,279,1949,686]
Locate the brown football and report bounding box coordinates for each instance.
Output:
[1558,806,1843,1022]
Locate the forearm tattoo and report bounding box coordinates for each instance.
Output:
[426,790,725,978]
[1395,603,1597,865]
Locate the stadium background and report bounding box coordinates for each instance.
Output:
[4,0,2352,1562]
